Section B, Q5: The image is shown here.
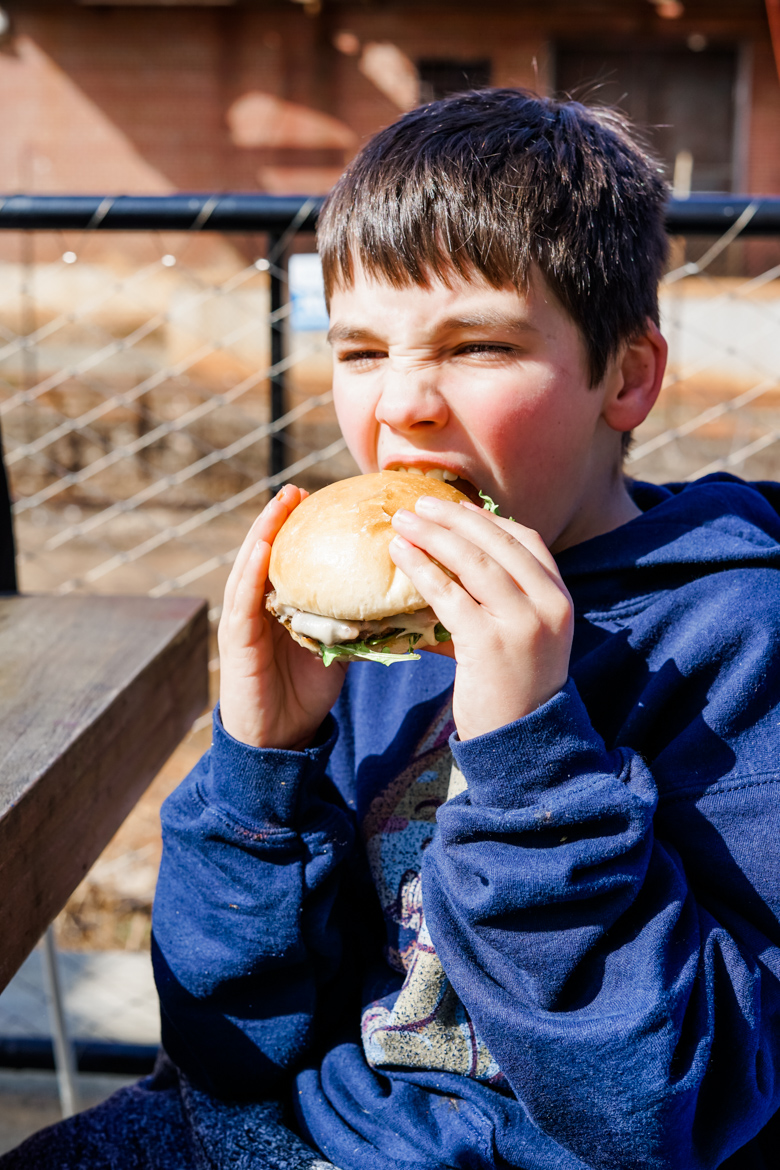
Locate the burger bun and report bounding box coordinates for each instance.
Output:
[268,471,470,621]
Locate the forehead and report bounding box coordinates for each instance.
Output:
[327,262,577,343]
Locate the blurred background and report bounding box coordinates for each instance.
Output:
[0,0,779,1149]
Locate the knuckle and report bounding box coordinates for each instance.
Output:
[496,523,521,548]
[464,545,492,574]
[523,529,546,552]
[553,592,574,627]
[540,595,573,638]
[483,522,518,556]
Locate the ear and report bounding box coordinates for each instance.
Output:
[602,321,667,434]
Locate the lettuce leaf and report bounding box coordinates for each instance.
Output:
[434,623,451,642]
[320,640,421,667]
[479,490,515,523]
[479,490,500,513]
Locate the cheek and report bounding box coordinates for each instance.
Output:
[470,372,594,475]
[468,377,555,444]
[332,379,379,469]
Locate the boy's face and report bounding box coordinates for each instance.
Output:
[328,264,637,552]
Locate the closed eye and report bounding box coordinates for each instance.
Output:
[336,349,386,363]
[456,343,518,356]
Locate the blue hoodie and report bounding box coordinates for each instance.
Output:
[152,474,780,1169]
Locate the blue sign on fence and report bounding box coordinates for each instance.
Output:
[289,254,329,332]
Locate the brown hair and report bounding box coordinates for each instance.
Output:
[318,88,668,386]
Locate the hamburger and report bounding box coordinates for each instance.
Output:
[266,470,474,665]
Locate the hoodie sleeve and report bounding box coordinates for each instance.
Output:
[423,669,780,1170]
[151,706,356,1099]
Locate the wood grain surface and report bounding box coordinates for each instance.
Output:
[0,594,208,992]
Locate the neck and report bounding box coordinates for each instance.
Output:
[550,469,641,555]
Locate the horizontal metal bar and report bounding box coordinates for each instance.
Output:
[0,194,322,233]
[0,193,778,235]
[0,1036,158,1075]
[664,196,780,236]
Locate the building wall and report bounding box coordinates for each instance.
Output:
[0,1,776,199]
[749,37,780,193]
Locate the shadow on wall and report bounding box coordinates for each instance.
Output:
[0,6,422,198]
[226,91,356,194]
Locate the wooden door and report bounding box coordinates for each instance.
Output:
[555,44,738,193]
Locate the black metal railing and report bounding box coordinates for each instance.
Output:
[1,192,779,235]
[1,192,778,489]
[0,193,322,233]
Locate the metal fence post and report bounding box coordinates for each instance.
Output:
[269,234,288,482]
[40,926,80,1118]
[0,415,17,593]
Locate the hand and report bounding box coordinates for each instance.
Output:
[218,485,348,750]
[389,498,573,741]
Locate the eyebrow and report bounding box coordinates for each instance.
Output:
[326,324,380,344]
[327,313,538,345]
[438,312,539,334]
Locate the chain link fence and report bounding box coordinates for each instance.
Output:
[0,198,358,685]
[0,195,779,1098]
[2,196,780,647]
[628,201,780,486]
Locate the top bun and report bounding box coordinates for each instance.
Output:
[268,471,470,621]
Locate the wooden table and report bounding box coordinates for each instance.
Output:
[0,594,209,993]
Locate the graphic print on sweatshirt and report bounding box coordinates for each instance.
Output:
[359,698,503,1083]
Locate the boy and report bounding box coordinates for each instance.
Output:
[5,89,780,1170]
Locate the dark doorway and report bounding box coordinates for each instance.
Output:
[418,59,492,103]
[555,43,738,193]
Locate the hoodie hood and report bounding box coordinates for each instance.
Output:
[555,473,780,614]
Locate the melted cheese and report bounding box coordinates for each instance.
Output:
[273,600,440,647]
[375,607,440,645]
[289,610,362,645]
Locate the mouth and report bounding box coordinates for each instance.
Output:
[385,463,483,507]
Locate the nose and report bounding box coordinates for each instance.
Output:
[375,366,449,434]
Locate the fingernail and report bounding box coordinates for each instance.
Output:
[459,499,482,512]
[392,509,415,527]
[414,495,439,516]
[390,533,412,550]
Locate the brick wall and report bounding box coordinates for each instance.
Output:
[0,1,776,201]
[748,38,780,193]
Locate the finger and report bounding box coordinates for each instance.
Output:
[230,539,272,636]
[397,500,562,607]
[389,533,483,635]
[392,510,535,618]
[223,486,303,614]
[433,497,564,589]
[458,500,559,577]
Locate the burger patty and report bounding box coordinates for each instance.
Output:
[265,592,440,648]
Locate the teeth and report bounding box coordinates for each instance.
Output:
[392,465,458,482]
